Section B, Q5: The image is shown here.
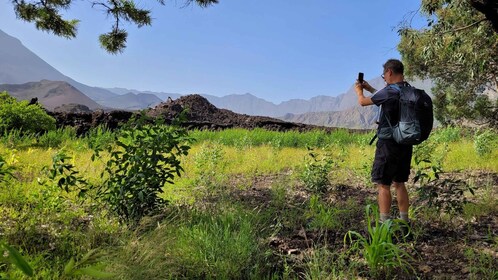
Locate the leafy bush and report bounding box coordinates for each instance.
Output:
[299,147,335,194]
[413,143,475,215]
[41,151,90,198]
[416,176,475,215]
[37,127,77,148]
[473,129,497,158]
[431,126,463,143]
[0,92,56,134]
[96,115,192,223]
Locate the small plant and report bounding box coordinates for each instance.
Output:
[41,150,91,198]
[464,248,498,280]
[432,126,462,143]
[193,142,226,190]
[302,247,351,280]
[86,125,115,150]
[299,147,334,194]
[37,127,77,148]
[0,155,14,183]
[0,243,113,279]
[96,114,192,223]
[306,195,344,231]
[416,176,475,215]
[344,205,413,278]
[0,242,34,279]
[413,150,475,215]
[63,249,114,278]
[473,129,497,158]
[357,146,373,185]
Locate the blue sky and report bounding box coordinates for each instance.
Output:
[0,0,425,103]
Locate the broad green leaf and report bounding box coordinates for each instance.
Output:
[4,244,33,277]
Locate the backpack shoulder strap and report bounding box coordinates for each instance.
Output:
[388,84,401,92]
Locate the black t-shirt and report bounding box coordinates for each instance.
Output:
[371,82,408,131]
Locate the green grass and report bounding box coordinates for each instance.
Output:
[345,205,414,278]
[0,126,496,279]
[190,127,373,148]
[108,203,271,280]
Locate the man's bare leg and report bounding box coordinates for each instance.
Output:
[378,184,392,222]
[393,181,409,222]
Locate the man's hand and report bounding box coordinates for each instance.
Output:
[355,81,364,96]
[361,81,376,93]
[355,81,374,106]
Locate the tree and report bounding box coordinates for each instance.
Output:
[468,0,498,32]
[398,0,498,127]
[0,91,56,134]
[11,0,219,54]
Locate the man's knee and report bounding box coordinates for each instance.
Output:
[392,181,405,189]
[377,184,391,192]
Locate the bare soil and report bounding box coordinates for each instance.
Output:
[227,172,498,279]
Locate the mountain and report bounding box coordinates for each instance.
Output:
[278,78,434,128]
[0,29,119,102]
[97,92,163,111]
[0,80,101,110]
[0,29,161,109]
[105,87,182,101]
[0,29,435,128]
[280,106,379,129]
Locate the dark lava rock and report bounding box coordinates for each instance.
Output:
[49,95,369,135]
[54,103,92,114]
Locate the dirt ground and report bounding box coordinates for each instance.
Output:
[228,172,498,280]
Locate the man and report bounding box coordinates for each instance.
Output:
[354,59,412,223]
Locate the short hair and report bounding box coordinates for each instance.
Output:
[383,59,404,75]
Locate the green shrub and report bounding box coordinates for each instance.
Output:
[299,147,335,194]
[431,126,463,143]
[96,115,192,223]
[474,129,497,158]
[0,92,56,134]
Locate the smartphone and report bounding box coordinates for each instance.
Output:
[358,72,364,83]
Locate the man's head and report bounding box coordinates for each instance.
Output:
[382,59,404,84]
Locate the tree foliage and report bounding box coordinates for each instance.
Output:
[11,0,219,54]
[0,91,56,134]
[398,0,498,127]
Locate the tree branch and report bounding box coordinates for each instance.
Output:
[441,18,487,33]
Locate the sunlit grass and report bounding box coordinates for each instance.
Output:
[0,126,496,279]
[444,140,498,172]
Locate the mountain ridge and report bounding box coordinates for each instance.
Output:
[0,29,434,128]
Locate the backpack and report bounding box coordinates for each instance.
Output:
[370,83,434,145]
[383,83,434,145]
